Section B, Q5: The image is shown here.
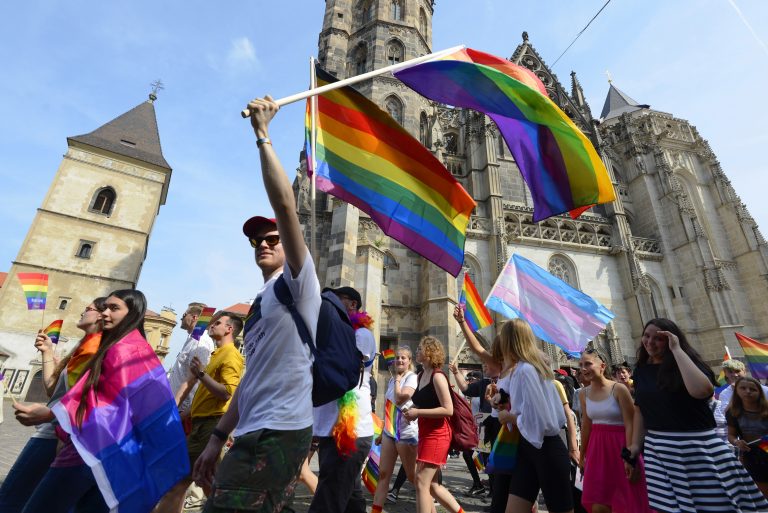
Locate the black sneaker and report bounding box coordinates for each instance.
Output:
[465,484,485,497]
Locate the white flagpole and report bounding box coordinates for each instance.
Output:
[309,57,318,265]
[725,345,732,359]
[241,44,465,117]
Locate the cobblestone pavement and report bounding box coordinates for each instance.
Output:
[0,400,549,512]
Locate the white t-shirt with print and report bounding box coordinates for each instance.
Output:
[167,331,215,412]
[385,370,419,440]
[313,326,377,438]
[234,253,321,436]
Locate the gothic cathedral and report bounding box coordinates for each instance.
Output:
[296,0,768,375]
[0,94,172,399]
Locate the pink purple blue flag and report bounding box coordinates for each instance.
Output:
[486,254,614,356]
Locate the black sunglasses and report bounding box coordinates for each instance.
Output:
[584,348,606,362]
[249,234,280,248]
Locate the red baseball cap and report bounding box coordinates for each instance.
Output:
[555,369,568,377]
[242,216,277,238]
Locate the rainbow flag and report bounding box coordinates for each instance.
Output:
[736,332,768,380]
[306,66,476,276]
[381,349,396,366]
[383,399,400,439]
[394,48,615,222]
[362,413,384,494]
[67,332,101,389]
[473,452,485,472]
[486,254,614,356]
[44,320,64,344]
[17,272,48,310]
[51,329,188,512]
[191,307,215,341]
[460,275,492,332]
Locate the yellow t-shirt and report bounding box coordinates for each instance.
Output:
[552,379,568,406]
[190,342,244,418]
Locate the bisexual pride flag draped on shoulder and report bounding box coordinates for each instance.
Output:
[52,329,189,512]
[394,48,615,222]
[306,66,476,276]
[17,272,48,310]
[736,332,768,380]
[460,274,492,332]
[486,254,614,356]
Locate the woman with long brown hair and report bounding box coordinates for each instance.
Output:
[727,376,768,498]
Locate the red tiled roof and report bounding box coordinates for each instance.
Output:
[222,303,250,317]
[145,309,160,318]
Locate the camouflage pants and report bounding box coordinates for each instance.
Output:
[203,426,312,513]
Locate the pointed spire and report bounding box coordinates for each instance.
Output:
[68,100,171,170]
[600,83,649,121]
[571,71,586,107]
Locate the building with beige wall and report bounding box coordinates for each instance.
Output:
[0,94,172,399]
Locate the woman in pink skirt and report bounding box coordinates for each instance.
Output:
[579,348,652,513]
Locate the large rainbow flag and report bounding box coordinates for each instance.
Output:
[17,272,48,310]
[306,66,476,276]
[191,307,215,341]
[44,319,63,345]
[736,332,768,380]
[52,329,189,512]
[362,413,384,494]
[394,48,615,222]
[460,274,492,332]
[383,398,401,440]
[486,253,614,356]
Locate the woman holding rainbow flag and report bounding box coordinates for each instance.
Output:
[726,376,768,499]
[371,346,419,513]
[0,297,106,513]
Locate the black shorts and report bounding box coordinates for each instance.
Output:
[508,435,573,513]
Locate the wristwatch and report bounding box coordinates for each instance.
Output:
[196,369,205,379]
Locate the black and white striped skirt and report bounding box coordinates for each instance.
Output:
[644,429,768,513]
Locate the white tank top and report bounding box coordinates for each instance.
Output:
[585,384,624,426]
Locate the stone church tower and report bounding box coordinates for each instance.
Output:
[297,2,768,393]
[0,93,172,399]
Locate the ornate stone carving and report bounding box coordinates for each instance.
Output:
[631,237,661,254]
[704,267,731,292]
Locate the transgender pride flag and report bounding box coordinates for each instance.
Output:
[486,254,614,356]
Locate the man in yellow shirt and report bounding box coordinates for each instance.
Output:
[154,313,245,513]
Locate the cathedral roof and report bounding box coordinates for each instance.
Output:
[68,97,171,170]
[0,272,6,289]
[600,84,649,121]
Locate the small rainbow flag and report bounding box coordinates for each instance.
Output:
[748,434,768,454]
[362,413,383,494]
[460,275,492,332]
[44,320,64,344]
[394,48,615,222]
[383,399,400,439]
[381,349,396,366]
[473,452,485,472]
[191,307,216,341]
[736,332,768,380]
[17,273,48,310]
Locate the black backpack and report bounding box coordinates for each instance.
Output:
[274,275,364,407]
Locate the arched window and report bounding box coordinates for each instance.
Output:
[387,40,404,65]
[77,240,94,259]
[385,95,404,125]
[390,0,403,20]
[89,187,116,215]
[419,8,428,36]
[58,298,69,310]
[419,111,429,146]
[548,254,579,289]
[498,133,506,156]
[354,44,368,75]
[443,132,458,154]
[383,251,399,285]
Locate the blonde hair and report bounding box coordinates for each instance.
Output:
[723,359,746,372]
[499,319,553,380]
[419,336,446,369]
[396,345,414,371]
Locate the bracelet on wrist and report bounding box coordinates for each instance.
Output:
[211,428,228,442]
[256,137,271,147]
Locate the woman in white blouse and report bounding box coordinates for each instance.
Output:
[495,319,574,513]
[371,347,419,511]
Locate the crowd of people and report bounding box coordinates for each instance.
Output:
[3,97,768,513]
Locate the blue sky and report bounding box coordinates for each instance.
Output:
[1,1,766,363]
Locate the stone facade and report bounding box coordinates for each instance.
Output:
[0,96,173,399]
[145,308,178,361]
[299,1,768,397]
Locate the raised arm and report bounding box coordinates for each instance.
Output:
[449,363,469,392]
[35,332,59,397]
[453,305,500,373]
[664,330,714,399]
[246,96,306,277]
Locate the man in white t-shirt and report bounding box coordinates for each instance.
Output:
[167,302,215,413]
[193,97,320,513]
[309,286,376,513]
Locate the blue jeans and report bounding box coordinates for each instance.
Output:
[21,463,108,513]
[0,437,58,513]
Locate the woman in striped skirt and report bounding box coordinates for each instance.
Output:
[627,318,768,513]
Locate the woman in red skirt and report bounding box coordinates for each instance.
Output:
[402,336,465,513]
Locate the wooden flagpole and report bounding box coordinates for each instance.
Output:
[240,45,465,117]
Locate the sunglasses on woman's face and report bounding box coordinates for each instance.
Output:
[584,348,605,362]
[249,234,280,248]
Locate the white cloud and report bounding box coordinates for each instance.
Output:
[226,37,260,71]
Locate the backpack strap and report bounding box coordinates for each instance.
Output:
[274,274,318,360]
